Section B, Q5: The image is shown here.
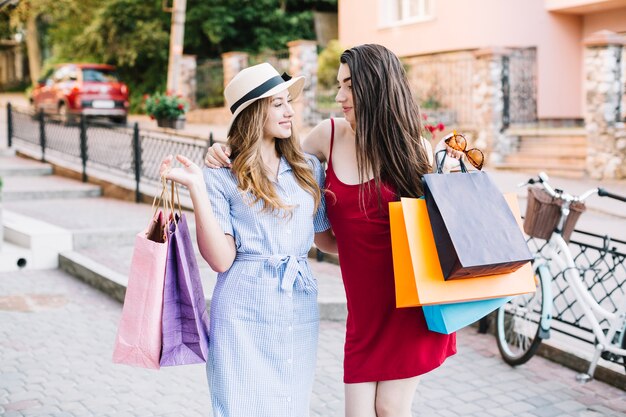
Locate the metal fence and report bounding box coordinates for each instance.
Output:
[7,103,214,202]
[405,54,475,127]
[502,48,538,128]
[527,229,626,346]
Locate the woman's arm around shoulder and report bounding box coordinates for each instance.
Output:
[307,154,337,254]
[302,119,333,162]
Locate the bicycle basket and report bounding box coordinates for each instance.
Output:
[523,186,586,242]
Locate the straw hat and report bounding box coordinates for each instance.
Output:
[224,63,305,135]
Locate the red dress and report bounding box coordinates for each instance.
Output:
[325,119,456,383]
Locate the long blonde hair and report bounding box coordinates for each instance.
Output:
[228,98,321,216]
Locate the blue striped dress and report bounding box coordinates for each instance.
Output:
[202,155,330,417]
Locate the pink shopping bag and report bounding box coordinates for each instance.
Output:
[112,209,168,369]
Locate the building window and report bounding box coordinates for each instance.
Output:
[382,0,433,26]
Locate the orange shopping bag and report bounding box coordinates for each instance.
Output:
[390,193,535,307]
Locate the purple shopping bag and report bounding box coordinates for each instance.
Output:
[160,213,210,366]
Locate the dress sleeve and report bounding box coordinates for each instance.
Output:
[202,167,234,236]
[308,155,331,233]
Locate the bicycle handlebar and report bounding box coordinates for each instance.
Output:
[598,188,626,203]
[519,172,626,204]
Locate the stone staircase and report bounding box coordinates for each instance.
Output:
[0,155,102,270]
[494,127,587,179]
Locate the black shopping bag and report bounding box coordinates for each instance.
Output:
[422,154,532,280]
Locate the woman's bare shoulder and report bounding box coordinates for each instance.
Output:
[302,119,333,161]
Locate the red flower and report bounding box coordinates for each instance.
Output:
[426,125,436,133]
[437,123,445,131]
[142,94,149,100]
[177,103,185,110]
[150,115,155,120]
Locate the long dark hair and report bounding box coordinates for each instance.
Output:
[340,44,431,203]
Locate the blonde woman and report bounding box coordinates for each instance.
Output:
[160,63,336,417]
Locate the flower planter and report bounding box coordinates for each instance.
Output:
[156,116,186,130]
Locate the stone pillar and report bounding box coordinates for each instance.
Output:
[584,30,626,179]
[472,47,512,165]
[179,54,197,109]
[221,51,249,89]
[288,40,318,129]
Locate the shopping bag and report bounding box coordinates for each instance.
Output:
[112,212,169,369]
[160,213,210,366]
[390,193,535,307]
[422,169,533,280]
[422,297,512,334]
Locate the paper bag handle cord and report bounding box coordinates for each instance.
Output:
[434,149,468,174]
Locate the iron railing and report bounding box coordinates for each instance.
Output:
[7,104,216,202]
[527,229,626,345]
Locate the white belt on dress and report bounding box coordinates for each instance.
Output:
[235,253,316,295]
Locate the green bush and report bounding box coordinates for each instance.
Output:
[317,40,344,89]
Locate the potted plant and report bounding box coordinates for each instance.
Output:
[144,92,189,129]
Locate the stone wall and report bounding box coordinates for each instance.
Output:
[288,40,318,129]
[221,51,249,89]
[584,31,626,180]
[471,48,517,164]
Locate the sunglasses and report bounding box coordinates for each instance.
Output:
[444,132,484,171]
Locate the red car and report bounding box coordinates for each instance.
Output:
[31,63,129,124]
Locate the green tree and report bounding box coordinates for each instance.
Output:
[184,0,332,57]
[59,0,171,111]
[317,39,343,89]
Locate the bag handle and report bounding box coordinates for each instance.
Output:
[434,149,468,174]
[169,180,183,228]
[150,177,172,220]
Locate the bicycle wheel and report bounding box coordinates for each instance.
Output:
[495,265,548,366]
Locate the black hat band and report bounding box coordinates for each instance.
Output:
[230,75,288,114]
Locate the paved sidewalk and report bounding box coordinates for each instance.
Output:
[1,268,625,417]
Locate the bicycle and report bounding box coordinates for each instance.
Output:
[494,172,626,382]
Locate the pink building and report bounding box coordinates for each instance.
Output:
[337,0,626,179]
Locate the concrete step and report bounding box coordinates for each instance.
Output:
[0,156,53,177]
[0,241,32,271]
[519,135,587,147]
[506,127,586,137]
[493,162,586,179]
[517,144,587,156]
[504,154,586,167]
[1,175,102,201]
[2,197,196,249]
[59,246,348,321]
[1,210,72,270]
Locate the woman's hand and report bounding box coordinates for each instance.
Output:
[205,143,232,168]
[434,137,464,160]
[160,154,204,189]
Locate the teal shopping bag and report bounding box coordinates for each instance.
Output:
[423,297,512,334]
